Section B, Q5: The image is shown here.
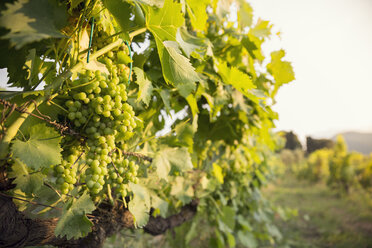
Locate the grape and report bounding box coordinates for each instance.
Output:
[58,45,140,198]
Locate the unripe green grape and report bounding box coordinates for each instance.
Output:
[95,105,103,114]
[74,92,87,100]
[69,106,78,112]
[57,177,65,184]
[110,172,118,180]
[92,160,100,168]
[62,182,69,190]
[95,147,102,153]
[101,148,109,155]
[123,120,130,126]
[65,175,74,184]
[103,111,111,118]
[113,109,121,116]
[98,178,105,185]
[87,180,95,189]
[103,128,112,135]
[75,112,82,119]
[98,136,106,144]
[66,100,74,108]
[79,116,87,124]
[101,166,108,175]
[103,104,112,111]
[94,87,101,94]
[68,112,76,121]
[117,176,123,183]
[108,82,115,89]
[100,81,108,88]
[92,174,99,181]
[74,101,82,108]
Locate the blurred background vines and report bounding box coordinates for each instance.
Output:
[0,0,295,247]
[278,131,372,196]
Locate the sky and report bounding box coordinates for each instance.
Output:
[1,0,372,142]
[249,0,372,142]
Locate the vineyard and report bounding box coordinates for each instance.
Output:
[269,133,372,247]
[0,0,296,247]
[281,135,372,194]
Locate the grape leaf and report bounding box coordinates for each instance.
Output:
[174,122,195,152]
[266,49,295,96]
[185,0,209,31]
[176,27,213,59]
[170,176,194,204]
[249,19,272,38]
[11,159,45,195]
[55,192,95,239]
[102,0,131,40]
[215,60,256,98]
[157,89,171,112]
[162,41,200,95]
[220,206,235,231]
[128,194,150,228]
[69,0,84,10]
[129,182,151,206]
[129,183,151,227]
[144,0,200,94]
[133,67,154,106]
[237,0,253,28]
[152,146,193,180]
[186,94,199,118]
[11,123,62,170]
[241,34,264,61]
[238,230,257,248]
[150,193,168,218]
[144,0,184,42]
[0,34,28,87]
[0,0,67,49]
[136,0,164,8]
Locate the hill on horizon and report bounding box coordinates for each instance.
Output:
[332,132,372,155]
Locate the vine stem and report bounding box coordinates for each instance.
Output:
[0,27,147,160]
[0,191,61,210]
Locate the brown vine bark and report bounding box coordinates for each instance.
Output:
[0,195,199,248]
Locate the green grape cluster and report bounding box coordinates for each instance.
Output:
[54,147,80,194]
[57,47,140,197]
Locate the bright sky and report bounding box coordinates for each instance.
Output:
[250,0,372,141]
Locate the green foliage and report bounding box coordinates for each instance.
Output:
[128,183,151,227]
[133,67,154,106]
[0,0,66,48]
[0,0,297,246]
[267,50,295,96]
[11,123,62,170]
[152,146,193,180]
[289,135,372,195]
[55,192,96,239]
[11,159,46,195]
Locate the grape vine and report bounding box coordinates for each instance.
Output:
[0,0,295,247]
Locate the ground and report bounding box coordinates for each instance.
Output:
[264,175,372,248]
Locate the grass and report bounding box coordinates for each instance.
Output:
[264,175,372,248]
